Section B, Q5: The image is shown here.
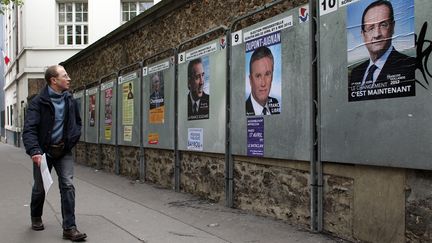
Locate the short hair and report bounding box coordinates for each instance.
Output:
[187,58,202,82]
[361,0,394,32]
[249,46,274,75]
[44,65,61,85]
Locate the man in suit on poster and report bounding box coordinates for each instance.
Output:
[246,46,280,116]
[187,57,210,120]
[349,0,415,91]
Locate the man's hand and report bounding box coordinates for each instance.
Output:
[31,154,43,167]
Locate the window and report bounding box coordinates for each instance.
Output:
[122,1,153,22]
[58,2,88,45]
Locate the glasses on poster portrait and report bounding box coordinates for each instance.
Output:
[363,20,394,34]
[193,72,205,81]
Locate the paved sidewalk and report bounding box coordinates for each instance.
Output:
[0,142,343,243]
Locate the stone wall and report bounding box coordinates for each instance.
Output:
[74,142,86,164]
[100,145,116,173]
[85,143,99,168]
[118,146,140,179]
[144,148,174,188]
[180,152,225,203]
[406,170,432,242]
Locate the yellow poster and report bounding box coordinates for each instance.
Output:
[124,126,132,142]
[148,133,159,145]
[123,82,134,125]
[149,106,165,124]
[104,125,112,140]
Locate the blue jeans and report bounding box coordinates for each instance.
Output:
[31,152,76,230]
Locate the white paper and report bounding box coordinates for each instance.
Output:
[40,154,53,195]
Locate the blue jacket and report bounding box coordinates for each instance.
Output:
[23,85,82,157]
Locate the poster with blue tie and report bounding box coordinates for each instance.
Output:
[346,0,416,102]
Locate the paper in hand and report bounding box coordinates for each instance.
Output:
[40,154,53,195]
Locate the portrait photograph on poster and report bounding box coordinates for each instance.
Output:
[149,71,165,124]
[245,31,282,116]
[187,56,210,120]
[347,0,416,102]
[89,94,96,127]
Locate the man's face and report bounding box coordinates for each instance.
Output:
[249,57,273,106]
[361,4,394,61]
[188,63,205,100]
[53,66,71,92]
[152,75,160,92]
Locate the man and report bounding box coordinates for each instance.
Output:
[187,58,210,120]
[22,65,87,241]
[150,72,164,109]
[246,46,280,116]
[349,0,415,91]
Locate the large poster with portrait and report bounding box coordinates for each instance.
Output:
[347,0,415,102]
[245,32,282,116]
[187,56,210,120]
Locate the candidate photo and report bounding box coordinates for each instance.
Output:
[187,57,210,120]
[245,45,281,116]
[149,71,164,110]
[347,0,416,101]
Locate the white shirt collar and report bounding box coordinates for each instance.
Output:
[363,45,393,84]
[189,92,200,109]
[250,94,270,115]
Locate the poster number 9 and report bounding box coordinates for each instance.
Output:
[231,30,243,46]
[319,0,337,16]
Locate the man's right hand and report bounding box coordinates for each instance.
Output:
[31,154,43,167]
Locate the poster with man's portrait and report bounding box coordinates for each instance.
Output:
[245,32,282,116]
[149,71,165,124]
[187,56,210,120]
[89,94,96,127]
[347,0,415,102]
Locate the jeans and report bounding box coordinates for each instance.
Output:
[30,152,76,230]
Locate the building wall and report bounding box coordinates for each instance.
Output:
[62,0,432,242]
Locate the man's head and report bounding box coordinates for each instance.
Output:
[249,46,274,107]
[152,72,161,93]
[45,65,71,93]
[187,58,205,101]
[361,0,394,62]
[129,82,133,91]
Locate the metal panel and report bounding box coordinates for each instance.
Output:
[84,86,99,144]
[230,8,311,160]
[177,38,227,153]
[99,80,117,145]
[73,90,85,142]
[320,0,432,169]
[142,58,175,149]
[117,71,141,146]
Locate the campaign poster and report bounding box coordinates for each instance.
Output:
[148,133,159,145]
[244,28,283,116]
[89,94,96,127]
[347,0,415,102]
[247,117,264,157]
[187,128,203,151]
[104,87,113,140]
[187,55,210,121]
[149,71,165,124]
[122,81,134,125]
[124,125,132,142]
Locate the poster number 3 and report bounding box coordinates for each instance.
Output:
[319,0,337,16]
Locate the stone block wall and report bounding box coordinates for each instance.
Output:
[100,145,116,173]
[180,152,225,203]
[144,148,174,188]
[85,143,99,168]
[74,142,86,164]
[406,170,432,242]
[234,157,310,226]
[118,146,140,179]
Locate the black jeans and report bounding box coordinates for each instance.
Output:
[30,152,76,230]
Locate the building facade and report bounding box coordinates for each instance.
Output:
[2,0,153,146]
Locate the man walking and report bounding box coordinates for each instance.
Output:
[22,65,87,241]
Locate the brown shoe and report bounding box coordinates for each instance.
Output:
[31,217,44,231]
[63,227,87,241]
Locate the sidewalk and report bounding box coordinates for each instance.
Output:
[0,142,344,243]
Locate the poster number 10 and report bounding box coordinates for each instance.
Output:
[319,0,337,16]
